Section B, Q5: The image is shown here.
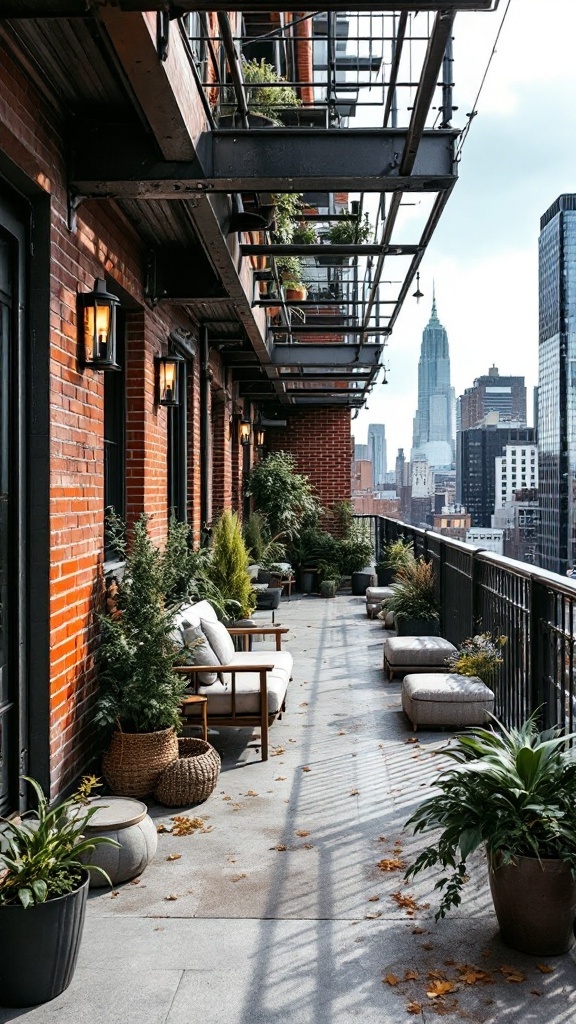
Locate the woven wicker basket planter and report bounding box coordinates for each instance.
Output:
[102,727,179,798]
[154,738,221,807]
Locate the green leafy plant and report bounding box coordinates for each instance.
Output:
[275,254,303,283]
[404,714,576,919]
[247,451,320,540]
[95,515,187,735]
[209,510,256,619]
[446,632,507,685]
[241,58,301,124]
[325,213,373,245]
[273,194,304,243]
[377,538,414,573]
[0,778,119,908]
[292,222,317,245]
[337,520,373,575]
[382,557,439,623]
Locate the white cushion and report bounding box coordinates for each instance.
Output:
[248,565,261,581]
[181,623,219,686]
[384,636,456,667]
[200,618,236,664]
[189,600,218,624]
[402,672,493,703]
[226,650,293,681]
[189,668,288,716]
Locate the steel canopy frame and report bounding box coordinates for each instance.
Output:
[1,2,501,14]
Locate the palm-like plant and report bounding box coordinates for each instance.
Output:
[383,557,439,623]
[404,714,576,919]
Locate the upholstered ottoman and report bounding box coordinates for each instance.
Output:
[383,636,457,680]
[366,586,395,619]
[402,673,495,731]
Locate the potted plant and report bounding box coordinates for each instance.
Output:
[218,58,301,127]
[96,515,186,797]
[318,213,373,265]
[272,193,304,243]
[376,538,414,586]
[292,222,318,245]
[318,564,340,598]
[382,556,440,635]
[445,631,507,685]
[404,714,576,955]
[0,777,118,1007]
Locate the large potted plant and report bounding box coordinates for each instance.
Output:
[376,538,414,586]
[219,58,301,126]
[208,510,256,622]
[318,213,373,265]
[382,556,440,635]
[96,516,185,797]
[0,777,118,1007]
[445,631,507,685]
[404,714,576,955]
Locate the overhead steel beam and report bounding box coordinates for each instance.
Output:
[272,343,383,367]
[270,325,386,335]
[1,2,501,15]
[240,243,419,257]
[72,129,458,198]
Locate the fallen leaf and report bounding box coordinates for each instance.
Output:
[458,968,494,986]
[164,894,179,901]
[350,788,359,796]
[275,776,287,781]
[422,944,434,951]
[271,844,288,851]
[404,970,419,981]
[427,971,447,981]
[171,815,205,836]
[244,790,259,797]
[288,739,297,743]
[130,878,141,885]
[365,911,382,919]
[166,854,181,862]
[406,1002,422,1015]
[299,702,308,707]
[302,766,311,772]
[338,730,346,735]
[378,857,405,872]
[222,795,232,801]
[378,835,388,843]
[368,895,380,902]
[499,966,526,983]
[156,823,169,833]
[231,873,247,882]
[110,891,120,898]
[536,964,554,974]
[405,738,419,745]
[530,989,542,997]
[271,747,285,756]
[302,843,314,850]
[295,830,310,837]
[426,980,457,999]
[383,974,400,986]
[391,892,422,915]
[412,927,425,935]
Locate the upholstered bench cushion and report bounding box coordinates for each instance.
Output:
[401,672,495,730]
[366,586,395,618]
[383,636,457,678]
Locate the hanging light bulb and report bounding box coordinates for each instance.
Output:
[412,271,424,303]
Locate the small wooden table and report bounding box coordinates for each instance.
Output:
[180,694,208,741]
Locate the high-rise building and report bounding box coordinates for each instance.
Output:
[354,443,369,462]
[367,424,387,485]
[460,366,527,430]
[495,443,538,510]
[538,194,576,573]
[459,424,536,528]
[412,292,455,468]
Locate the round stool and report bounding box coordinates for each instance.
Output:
[82,796,158,887]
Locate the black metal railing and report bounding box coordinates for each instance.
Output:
[355,514,576,737]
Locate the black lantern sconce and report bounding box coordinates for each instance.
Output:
[238,417,252,447]
[254,425,266,449]
[156,353,184,407]
[79,278,121,370]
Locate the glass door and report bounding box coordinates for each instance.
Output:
[0,229,13,814]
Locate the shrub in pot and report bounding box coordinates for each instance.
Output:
[445,631,507,685]
[0,777,118,1006]
[96,515,186,797]
[376,538,414,586]
[404,714,576,955]
[382,557,439,635]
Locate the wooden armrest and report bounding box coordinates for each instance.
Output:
[227,627,289,636]
[174,663,276,674]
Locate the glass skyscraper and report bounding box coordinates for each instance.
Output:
[412,293,455,467]
[367,424,386,485]
[538,194,576,573]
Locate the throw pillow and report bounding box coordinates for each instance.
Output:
[189,599,218,624]
[200,618,235,665]
[181,623,219,686]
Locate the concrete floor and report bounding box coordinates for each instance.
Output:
[2,593,575,1023]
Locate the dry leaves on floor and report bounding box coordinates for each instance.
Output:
[166,854,181,862]
[302,766,311,772]
[536,964,554,973]
[295,830,310,837]
[406,1001,422,1015]
[498,966,526,983]
[164,894,179,901]
[383,974,400,986]
[231,873,247,882]
[391,891,428,916]
[271,747,285,756]
[271,844,288,851]
[368,895,380,902]
[170,815,211,836]
[426,980,457,999]
[350,788,359,796]
[365,911,382,919]
[244,790,259,797]
[377,857,405,872]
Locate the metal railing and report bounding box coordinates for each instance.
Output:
[355,514,576,737]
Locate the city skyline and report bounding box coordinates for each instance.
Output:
[355,0,576,458]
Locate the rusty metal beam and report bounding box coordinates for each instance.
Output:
[1,2,501,15]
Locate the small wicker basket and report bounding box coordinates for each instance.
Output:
[154,738,221,807]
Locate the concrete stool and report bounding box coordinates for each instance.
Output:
[383,635,457,680]
[402,672,495,731]
[366,586,395,619]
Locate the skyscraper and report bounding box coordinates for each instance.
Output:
[412,292,455,468]
[538,194,576,573]
[368,424,386,485]
[460,366,527,429]
[459,424,536,528]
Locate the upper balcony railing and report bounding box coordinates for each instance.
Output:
[356,513,576,739]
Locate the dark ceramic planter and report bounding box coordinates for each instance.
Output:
[351,571,375,596]
[488,851,576,956]
[0,870,89,1007]
[376,566,395,586]
[394,615,439,637]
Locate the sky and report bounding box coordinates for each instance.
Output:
[353,0,576,465]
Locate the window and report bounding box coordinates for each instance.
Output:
[167,358,188,522]
[104,314,125,560]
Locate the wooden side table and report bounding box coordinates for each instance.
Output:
[180,694,208,741]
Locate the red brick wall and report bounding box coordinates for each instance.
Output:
[267,408,353,524]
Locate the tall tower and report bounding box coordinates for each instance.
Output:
[538,194,576,573]
[412,290,455,467]
[460,365,527,429]
[368,424,386,485]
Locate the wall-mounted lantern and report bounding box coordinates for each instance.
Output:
[156,353,184,406]
[238,417,252,446]
[79,278,121,370]
[254,426,266,449]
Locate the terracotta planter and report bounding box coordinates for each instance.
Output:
[488,851,576,955]
[102,726,179,798]
[284,286,308,302]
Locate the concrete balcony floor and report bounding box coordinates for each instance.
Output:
[4,594,576,1023]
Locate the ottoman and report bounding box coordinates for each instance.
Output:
[383,636,457,680]
[366,586,395,619]
[402,672,495,731]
